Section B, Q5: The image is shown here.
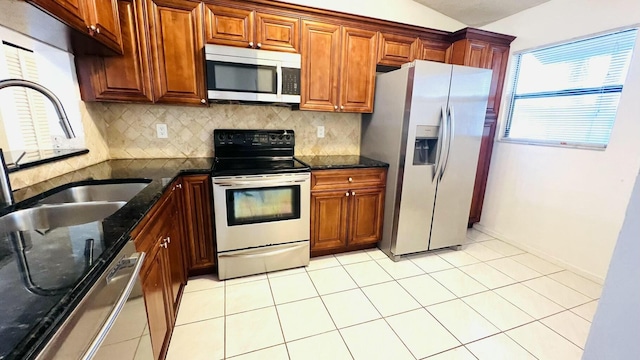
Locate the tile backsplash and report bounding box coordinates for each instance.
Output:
[102,103,361,158]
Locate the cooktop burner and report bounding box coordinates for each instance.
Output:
[211,129,310,176]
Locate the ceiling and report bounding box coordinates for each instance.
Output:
[413,0,552,27]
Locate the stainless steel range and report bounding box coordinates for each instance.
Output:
[211,129,310,280]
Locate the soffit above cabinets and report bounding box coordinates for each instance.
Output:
[413,0,552,26]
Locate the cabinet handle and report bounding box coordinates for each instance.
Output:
[200,99,206,104]
[345,192,350,197]
[249,42,254,48]
[166,236,171,244]
[176,183,182,189]
[352,191,355,196]
[160,242,168,249]
[348,177,353,182]
[96,27,100,34]
[334,105,338,110]
[257,43,262,49]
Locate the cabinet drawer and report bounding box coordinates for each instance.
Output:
[311,168,386,191]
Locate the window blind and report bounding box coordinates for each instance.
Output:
[504,28,638,148]
[3,42,52,160]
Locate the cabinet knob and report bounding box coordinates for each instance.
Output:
[257,43,262,49]
[176,183,182,189]
[352,191,355,196]
[165,236,171,244]
[200,99,206,104]
[89,25,96,31]
[340,105,345,110]
[249,42,254,48]
[96,27,100,34]
[348,177,353,182]
[334,105,338,110]
[345,192,350,197]
[160,242,168,249]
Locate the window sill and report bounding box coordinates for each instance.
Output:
[5,148,89,173]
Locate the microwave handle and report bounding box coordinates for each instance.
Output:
[276,63,282,99]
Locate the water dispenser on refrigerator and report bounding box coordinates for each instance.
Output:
[413,125,440,166]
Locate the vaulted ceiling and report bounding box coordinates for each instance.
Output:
[413,0,552,26]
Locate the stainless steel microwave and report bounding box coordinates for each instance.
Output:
[205,44,301,104]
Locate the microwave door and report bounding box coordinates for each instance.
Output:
[206,58,280,102]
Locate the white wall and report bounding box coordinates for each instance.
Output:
[478,0,640,281]
[583,167,640,358]
[278,0,465,31]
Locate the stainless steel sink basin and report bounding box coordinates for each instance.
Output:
[0,201,126,232]
[38,182,149,205]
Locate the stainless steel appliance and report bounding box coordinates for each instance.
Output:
[205,44,301,104]
[212,129,310,280]
[35,240,151,360]
[361,60,491,259]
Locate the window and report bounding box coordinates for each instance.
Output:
[503,28,638,149]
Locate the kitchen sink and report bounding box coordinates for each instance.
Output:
[37,181,150,205]
[0,201,127,232]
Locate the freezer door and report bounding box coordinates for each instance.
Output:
[429,65,492,250]
[393,61,452,256]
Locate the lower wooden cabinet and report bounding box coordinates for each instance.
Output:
[141,245,171,360]
[310,168,386,256]
[182,175,216,275]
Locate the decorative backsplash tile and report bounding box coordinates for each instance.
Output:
[9,102,110,189]
[101,103,361,158]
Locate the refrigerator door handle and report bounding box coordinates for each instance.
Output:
[440,105,455,181]
[433,106,447,182]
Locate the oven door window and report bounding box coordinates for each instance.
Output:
[226,185,301,226]
[207,61,277,94]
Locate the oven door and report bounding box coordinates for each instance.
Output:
[212,173,310,252]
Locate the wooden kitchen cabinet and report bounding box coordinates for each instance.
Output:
[28,0,87,32]
[255,12,300,53]
[76,0,153,102]
[448,28,515,226]
[141,245,171,360]
[310,168,387,256]
[182,175,216,275]
[417,38,450,63]
[147,0,207,105]
[301,20,377,113]
[377,32,418,67]
[83,0,124,53]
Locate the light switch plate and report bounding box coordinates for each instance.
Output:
[156,124,168,139]
[317,125,325,138]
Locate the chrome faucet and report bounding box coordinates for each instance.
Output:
[0,79,76,207]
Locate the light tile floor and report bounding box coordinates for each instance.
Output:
[166,229,602,360]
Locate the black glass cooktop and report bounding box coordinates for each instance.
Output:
[212,158,310,176]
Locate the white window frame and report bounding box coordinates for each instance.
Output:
[499,27,639,150]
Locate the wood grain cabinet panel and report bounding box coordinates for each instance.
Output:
[349,188,384,246]
[300,20,341,111]
[141,243,171,360]
[469,121,496,224]
[83,0,124,53]
[76,0,153,102]
[484,44,509,117]
[339,27,377,113]
[204,4,254,47]
[182,175,216,274]
[418,38,450,63]
[377,32,417,67]
[147,0,206,105]
[311,190,349,252]
[467,40,489,68]
[256,12,300,53]
[28,0,87,32]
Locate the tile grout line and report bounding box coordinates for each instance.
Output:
[265,274,291,360]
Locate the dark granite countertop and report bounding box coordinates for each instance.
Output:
[296,155,389,170]
[0,158,213,360]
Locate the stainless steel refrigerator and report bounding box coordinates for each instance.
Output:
[361,60,491,259]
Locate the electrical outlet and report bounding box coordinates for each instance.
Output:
[156,124,168,139]
[317,125,325,138]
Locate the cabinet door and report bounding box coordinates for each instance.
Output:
[256,12,300,53]
[142,249,171,360]
[466,40,490,68]
[76,0,153,102]
[469,120,496,225]
[148,0,206,105]
[166,189,186,313]
[311,190,349,253]
[28,0,86,32]
[300,20,340,112]
[182,175,215,273]
[204,4,254,47]
[348,188,384,246]
[418,38,450,63]
[84,0,123,53]
[339,26,377,113]
[484,44,509,118]
[377,32,417,67]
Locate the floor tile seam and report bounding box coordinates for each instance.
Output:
[463,328,540,359]
[488,286,567,321]
[312,282,358,360]
[481,259,545,282]
[225,277,269,288]
[223,284,227,360]
[342,259,396,285]
[518,277,595,308]
[378,316,419,360]
[503,320,583,357]
[395,272,458,307]
[457,258,521,283]
[433,293,504,340]
[416,345,479,360]
[175,312,226,328]
[504,253,566,275]
[422,303,492,347]
[428,268,490,298]
[224,344,286,360]
[456,294,540,332]
[266,275,293,360]
[537,313,590,350]
[456,266,520,290]
[183,285,225,294]
[542,274,602,300]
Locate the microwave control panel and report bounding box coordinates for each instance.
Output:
[282,68,300,96]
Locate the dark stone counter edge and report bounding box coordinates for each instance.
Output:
[296,156,389,170]
[5,167,210,360]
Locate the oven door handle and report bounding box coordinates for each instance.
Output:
[214,179,308,187]
[81,252,145,360]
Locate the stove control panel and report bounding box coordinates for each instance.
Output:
[214,129,295,147]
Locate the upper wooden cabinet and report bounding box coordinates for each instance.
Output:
[205,4,300,52]
[76,0,153,102]
[147,0,207,105]
[377,32,418,67]
[301,20,377,113]
[27,0,124,54]
[417,38,450,63]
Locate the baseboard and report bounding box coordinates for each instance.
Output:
[473,223,605,285]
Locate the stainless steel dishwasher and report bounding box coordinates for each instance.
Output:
[35,240,152,360]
